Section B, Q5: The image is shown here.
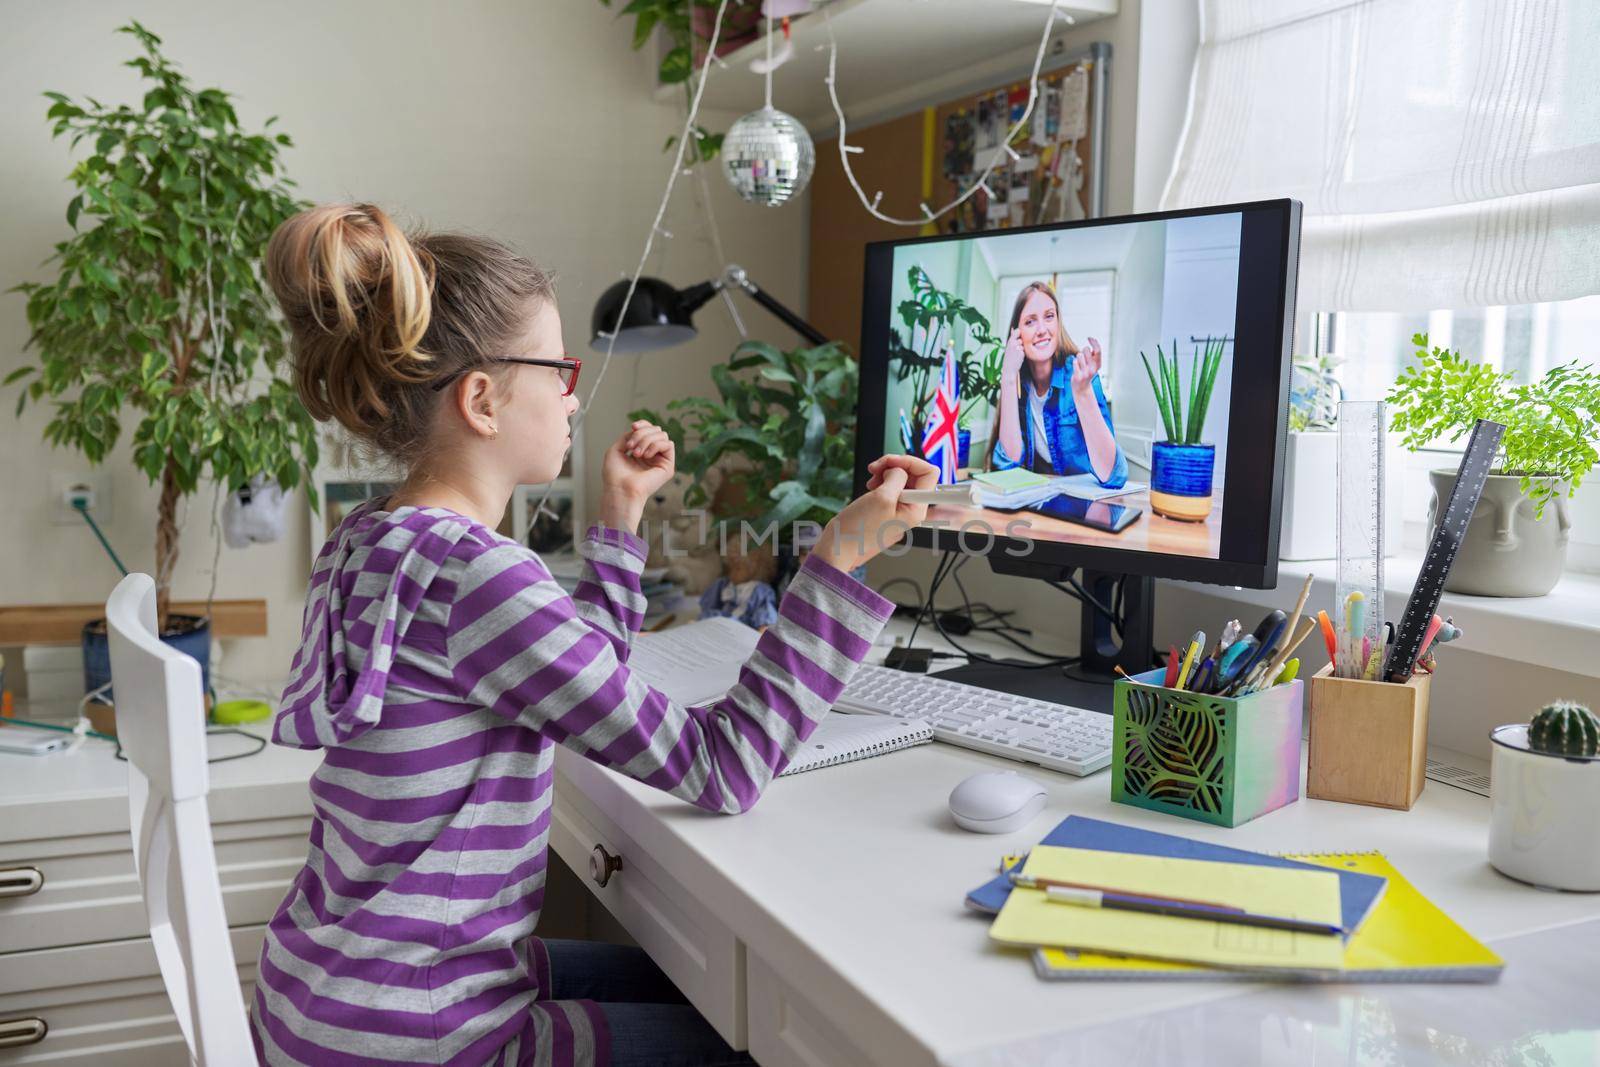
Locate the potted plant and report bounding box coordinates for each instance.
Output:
[633,338,857,583]
[6,23,317,702]
[1140,337,1226,522]
[1388,333,1599,597]
[1489,700,1600,891]
[1280,352,1342,559]
[890,265,1004,472]
[595,0,768,166]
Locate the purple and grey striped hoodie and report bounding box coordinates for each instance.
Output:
[251,501,892,1065]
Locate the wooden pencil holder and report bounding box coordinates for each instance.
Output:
[1306,665,1432,810]
[1111,669,1304,828]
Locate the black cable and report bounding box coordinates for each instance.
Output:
[115,727,268,765]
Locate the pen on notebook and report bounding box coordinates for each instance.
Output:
[1020,882,1343,937]
[1007,873,1241,910]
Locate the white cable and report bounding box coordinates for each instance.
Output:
[821,0,1062,227]
[535,0,734,522]
[765,12,774,109]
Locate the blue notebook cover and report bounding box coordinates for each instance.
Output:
[964,816,1387,935]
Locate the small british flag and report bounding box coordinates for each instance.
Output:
[921,347,961,484]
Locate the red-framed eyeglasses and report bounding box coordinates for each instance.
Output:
[431,356,583,396]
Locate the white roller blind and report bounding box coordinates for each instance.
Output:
[1161,0,1600,312]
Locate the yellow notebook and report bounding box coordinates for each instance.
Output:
[1033,852,1504,982]
[988,846,1346,973]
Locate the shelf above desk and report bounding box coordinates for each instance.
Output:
[1175,556,1600,679]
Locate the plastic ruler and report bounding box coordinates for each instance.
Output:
[1334,401,1386,677]
[1384,418,1506,682]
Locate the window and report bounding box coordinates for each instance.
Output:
[1311,294,1600,404]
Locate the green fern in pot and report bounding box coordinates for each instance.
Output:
[1388,333,1600,596]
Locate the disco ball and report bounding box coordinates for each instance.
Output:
[721,106,815,207]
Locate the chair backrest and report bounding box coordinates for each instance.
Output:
[106,573,254,1065]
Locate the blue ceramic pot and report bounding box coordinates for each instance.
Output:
[1150,441,1216,522]
[957,428,972,469]
[82,614,212,700]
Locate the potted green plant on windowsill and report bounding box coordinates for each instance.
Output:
[1388,333,1600,597]
[1280,352,1342,559]
[5,22,317,707]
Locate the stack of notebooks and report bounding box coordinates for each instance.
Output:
[967,816,1503,982]
[970,468,1146,509]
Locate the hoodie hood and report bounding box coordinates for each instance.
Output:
[274,501,480,750]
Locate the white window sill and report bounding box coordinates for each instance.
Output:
[1177,555,1600,679]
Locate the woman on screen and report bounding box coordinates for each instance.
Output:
[991,280,1127,488]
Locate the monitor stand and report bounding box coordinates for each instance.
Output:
[930,560,1155,715]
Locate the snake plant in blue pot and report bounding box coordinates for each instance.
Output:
[1141,338,1226,522]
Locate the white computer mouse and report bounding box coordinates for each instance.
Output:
[947,770,1048,834]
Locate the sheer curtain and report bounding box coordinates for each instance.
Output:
[1161,0,1600,312]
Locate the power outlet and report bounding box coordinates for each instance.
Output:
[52,472,114,526]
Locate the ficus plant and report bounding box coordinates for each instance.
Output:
[1388,333,1600,518]
[6,22,318,627]
[632,339,858,538]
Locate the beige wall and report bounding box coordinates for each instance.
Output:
[1,1,811,684]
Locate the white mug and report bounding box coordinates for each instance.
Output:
[1488,724,1600,892]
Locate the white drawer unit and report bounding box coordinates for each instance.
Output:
[0,925,267,1066]
[0,724,320,1063]
[0,815,310,954]
[550,763,746,1049]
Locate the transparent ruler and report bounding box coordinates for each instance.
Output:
[1334,401,1385,678]
[1385,419,1505,682]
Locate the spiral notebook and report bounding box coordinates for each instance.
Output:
[779,715,933,776]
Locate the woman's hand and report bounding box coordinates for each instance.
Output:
[812,455,939,574]
[598,420,675,532]
[1002,328,1027,383]
[1071,336,1104,398]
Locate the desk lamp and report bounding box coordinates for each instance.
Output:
[589,264,826,352]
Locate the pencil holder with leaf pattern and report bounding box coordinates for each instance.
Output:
[1111,669,1305,828]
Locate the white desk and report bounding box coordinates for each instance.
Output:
[551,624,1600,1067]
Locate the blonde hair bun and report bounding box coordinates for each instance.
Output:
[266,203,553,463]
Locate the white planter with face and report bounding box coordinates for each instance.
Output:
[1428,472,1570,597]
[1489,724,1600,891]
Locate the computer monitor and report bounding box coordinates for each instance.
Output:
[855,200,1301,705]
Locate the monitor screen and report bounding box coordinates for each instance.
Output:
[855,200,1300,588]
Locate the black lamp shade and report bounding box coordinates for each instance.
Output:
[590,276,700,354]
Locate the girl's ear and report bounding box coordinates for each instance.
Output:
[454,370,499,438]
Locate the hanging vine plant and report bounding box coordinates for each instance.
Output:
[597,0,766,163]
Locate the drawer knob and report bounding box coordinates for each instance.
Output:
[589,844,623,888]
[0,1018,48,1049]
[0,867,43,899]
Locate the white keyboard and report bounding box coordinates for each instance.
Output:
[835,664,1113,776]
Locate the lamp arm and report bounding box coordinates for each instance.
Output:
[719,264,829,347]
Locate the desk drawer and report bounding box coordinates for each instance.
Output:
[550,790,745,1049]
[748,953,876,1067]
[0,815,309,953]
[0,924,265,1066]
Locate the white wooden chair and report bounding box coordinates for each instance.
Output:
[106,573,254,1065]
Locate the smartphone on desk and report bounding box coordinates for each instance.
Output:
[1028,493,1142,534]
[0,722,72,755]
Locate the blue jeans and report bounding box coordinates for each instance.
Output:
[543,939,757,1067]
